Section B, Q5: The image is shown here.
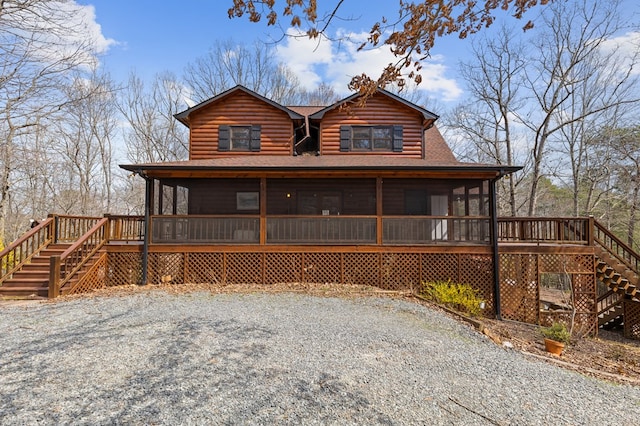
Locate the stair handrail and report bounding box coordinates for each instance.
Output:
[49,217,109,298]
[597,290,623,314]
[0,218,55,286]
[593,220,640,277]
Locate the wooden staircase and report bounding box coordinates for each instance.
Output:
[0,244,108,299]
[1,216,109,300]
[594,224,640,331]
[0,244,71,298]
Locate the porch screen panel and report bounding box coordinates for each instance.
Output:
[187,178,260,214]
[431,195,448,240]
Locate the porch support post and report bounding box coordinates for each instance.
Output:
[260,177,267,245]
[140,173,153,285]
[490,176,502,320]
[172,185,178,215]
[158,181,163,215]
[376,177,383,245]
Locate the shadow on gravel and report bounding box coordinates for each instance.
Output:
[0,305,390,423]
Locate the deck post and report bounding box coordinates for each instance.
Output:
[260,177,267,245]
[490,177,502,320]
[48,214,59,244]
[49,255,61,298]
[140,172,152,285]
[376,177,383,245]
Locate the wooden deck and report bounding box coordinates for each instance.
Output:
[2,215,639,339]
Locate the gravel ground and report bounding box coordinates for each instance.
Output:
[1,291,640,425]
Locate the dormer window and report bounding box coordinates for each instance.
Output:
[340,125,403,152]
[219,125,261,152]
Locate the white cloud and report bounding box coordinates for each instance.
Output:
[17,1,117,69]
[599,31,640,75]
[275,28,462,101]
[76,3,118,55]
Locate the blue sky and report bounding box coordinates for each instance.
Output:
[78,0,640,104]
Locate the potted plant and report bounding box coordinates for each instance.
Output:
[540,322,570,355]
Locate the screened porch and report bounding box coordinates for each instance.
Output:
[149,177,493,245]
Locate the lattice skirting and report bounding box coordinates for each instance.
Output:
[73,249,597,335]
[499,253,597,336]
[104,252,494,305]
[67,252,108,295]
[624,300,640,339]
[107,252,143,286]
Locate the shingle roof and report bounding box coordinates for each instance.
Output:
[121,154,520,176]
[426,126,457,163]
[286,106,326,116]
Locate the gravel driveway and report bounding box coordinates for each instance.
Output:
[1,291,639,425]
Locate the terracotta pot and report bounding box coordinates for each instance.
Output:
[544,338,565,355]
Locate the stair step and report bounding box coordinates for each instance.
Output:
[0,286,48,298]
[10,271,49,280]
[2,278,49,287]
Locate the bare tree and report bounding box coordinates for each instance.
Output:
[0,0,108,244]
[293,82,340,106]
[607,127,640,250]
[522,0,639,215]
[449,26,528,216]
[183,39,301,104]
[227,0,552,95]
[450,0,640,217]
[53,71,118,215]
[119,71,189,164]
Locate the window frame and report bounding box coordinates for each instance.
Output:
[218,124,261,152]
[340,125,403,152]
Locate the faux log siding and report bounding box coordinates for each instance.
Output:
[319,95,425,158]
[189,91,295,159]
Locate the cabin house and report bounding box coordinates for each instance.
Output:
[119,85,517,303]
[2,85,639,339]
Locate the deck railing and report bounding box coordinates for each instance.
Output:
[106,215,144,241]
[101,215,610,246]
[0,218,55,285]
[49,218,109,297]
[497,217,591,244]
[268,216,377,244]
[151,215,260,244]
[383,217,490,244]
[147,215,495,245]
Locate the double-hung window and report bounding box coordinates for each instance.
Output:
[340,125,403,152]
[218,125,261,152]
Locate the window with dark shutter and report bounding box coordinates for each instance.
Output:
[340,126,351,152]
[340,125,398,152]
[218,125,230,151]
[218,125,260,151]
[250,125,261,152]
[392,125,403,152]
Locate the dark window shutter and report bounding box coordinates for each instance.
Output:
[340,126,351,152]
[250,125,261,152]
[218,125,230,151]
[392,125,403,152]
